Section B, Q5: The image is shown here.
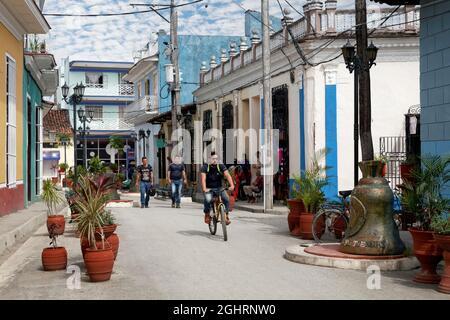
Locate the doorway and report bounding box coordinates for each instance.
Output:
[272,84,289,201]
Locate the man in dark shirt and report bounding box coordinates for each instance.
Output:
[167,155,187,208]
[200,153,235,225]
[136,156,153,208]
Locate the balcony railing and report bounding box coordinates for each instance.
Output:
[86,83,104,89]
[124,95,158,122]
[119,83,134,96]
[87,119,134,131]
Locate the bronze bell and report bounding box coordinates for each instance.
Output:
[340,160,405,256]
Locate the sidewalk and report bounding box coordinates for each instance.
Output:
[0,201,69,263]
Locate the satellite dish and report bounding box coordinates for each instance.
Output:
[105,143,118,156]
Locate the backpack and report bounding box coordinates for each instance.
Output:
[207,164,223,176]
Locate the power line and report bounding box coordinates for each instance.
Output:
[43,0,203,17]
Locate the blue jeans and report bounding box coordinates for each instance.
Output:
[140,181,152,206]
[171,180,183,205]
[204,189,229,214]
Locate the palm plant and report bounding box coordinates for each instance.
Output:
[41,179,65,216]
[401,155,450,230]
[73,175,115,249]
[292,148,330,214]
[88,156,106,176]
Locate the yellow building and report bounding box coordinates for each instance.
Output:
[0,0,49,216]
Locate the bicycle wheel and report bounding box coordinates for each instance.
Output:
[218,204,228,241]
[208,207,217,235]
[312,209,348,243]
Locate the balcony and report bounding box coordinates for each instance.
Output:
[119,83,134,96]
[124,95,158,125]
[87,119,134,131]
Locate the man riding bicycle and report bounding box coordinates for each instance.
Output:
[201,152,235,225]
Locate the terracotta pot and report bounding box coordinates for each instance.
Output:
[47,215,65,235]
[400,163,415,183]
[381,164,387,177]
[433,234,450,294]
[95,224,117,240]
[409,228,443,284]
[299,212,314,240]
[228,195,235,212]
[287,199,306,236]
[84,247,115,282]
[42,247,67,271]
[107,233,120,260]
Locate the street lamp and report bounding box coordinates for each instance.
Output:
[62,82,85,182]
[78,109,94,168]
[342,40,378,186]
[138,129,151,157]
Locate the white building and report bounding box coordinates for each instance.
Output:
[60,59,136,169]
[193,2,421,200]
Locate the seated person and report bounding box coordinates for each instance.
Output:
[243,170,263,203]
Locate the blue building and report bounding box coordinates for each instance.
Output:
[124,32,241,183]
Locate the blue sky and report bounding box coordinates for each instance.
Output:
[41,0,369,64]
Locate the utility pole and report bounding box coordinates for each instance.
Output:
[262,0,273,211]
[356,0,374,161]
[170,0,181,154]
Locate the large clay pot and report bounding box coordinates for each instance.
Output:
[299,212,314,240]
[95,224,117,240]
[340,161,405,255]
[47,215,66,235]
[84,247,115,282]
[400,163,416,183]
[107,233,120,260]
[410,229,442,284]
[433,233,450,293]
[287,199,305,236]
[42,247,67,271]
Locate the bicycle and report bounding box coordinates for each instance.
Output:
[207,188,229,241]
[312,190,352,243]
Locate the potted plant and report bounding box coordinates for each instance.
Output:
[42,179,66,236]
[73,175,115,282]
[403,155,449,284]
[431,213,450,294]
[292,149,329,240]
[97,211,119,260]
[375,154,388,177]
[58,163,69,174]
[41,226,67,271]
[400,154,419,184]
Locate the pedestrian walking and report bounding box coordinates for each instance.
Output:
[136,156,153,209]
[167,155,187,208]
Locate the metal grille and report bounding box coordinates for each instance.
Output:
[380,136,406,190]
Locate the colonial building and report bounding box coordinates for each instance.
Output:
[193,1,421,200]
[0,0,52,215]
[60,60,136,170]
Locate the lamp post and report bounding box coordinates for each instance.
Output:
[139,129,151,158]
[78,109,94,168]
[61,82,85,182]
[342,40,378,186]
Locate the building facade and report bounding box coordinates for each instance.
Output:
[194,2,421,200]
[0,0,51,215]
[60,60,136,170]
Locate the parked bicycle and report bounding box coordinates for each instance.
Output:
[312,190,352,243]
[207,188,229,241]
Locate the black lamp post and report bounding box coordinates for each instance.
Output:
[342,40,378,186]
[78,109,94,168]
[139,129,151,158]
[62,82,85,182]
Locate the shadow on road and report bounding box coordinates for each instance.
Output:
[177,230,224,242]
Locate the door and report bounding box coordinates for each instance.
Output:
[27,98,32,203]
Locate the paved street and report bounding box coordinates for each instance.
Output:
[0,198,448,300]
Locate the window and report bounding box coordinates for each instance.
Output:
[6,55,17,188]
[145,79,150,95]
[85,106,103,120]
[36,106,42,194]
[85,72,104,88]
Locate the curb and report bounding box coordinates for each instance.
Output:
[284,245,420,271]
[0,205,69,259]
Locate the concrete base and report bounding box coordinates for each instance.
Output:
[284,244,420,271]
[106,200,134,208]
